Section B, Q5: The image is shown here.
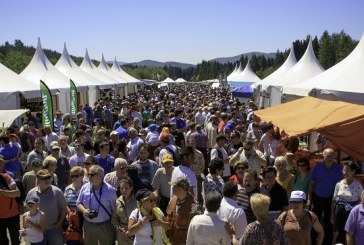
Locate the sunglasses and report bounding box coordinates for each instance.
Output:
[236,166,248,171]
[26,202,35,206]
[244,148,252,151]
[52,148,60,151]
[88,173,98,177]
[71,174,80,179]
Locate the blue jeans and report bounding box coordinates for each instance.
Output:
[44,229,63,245]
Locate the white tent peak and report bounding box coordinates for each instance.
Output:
[268,38,324,88]
[81,49,96,68]
[234,60,261,84]
[112,57,121,72]
[283,32,364,98]
[227,63,238,80]
[237,62,243,73]
[261,45,297,85]
[33,37,48,70]
[99,54,109,71]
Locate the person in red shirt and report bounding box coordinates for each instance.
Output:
[0,154,21,245]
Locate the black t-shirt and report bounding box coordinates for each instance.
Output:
[171,131,185,148]
[269,182,289,211]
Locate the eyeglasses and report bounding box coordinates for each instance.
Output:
[71,174,80,179]
[236,166,248,171]
[88,173,98,177]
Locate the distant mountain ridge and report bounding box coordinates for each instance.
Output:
[108,51,276,68]
[211,52,276,64]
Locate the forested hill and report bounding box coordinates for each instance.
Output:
[0,31,358,81]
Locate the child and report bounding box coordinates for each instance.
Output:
[21,196,45,245]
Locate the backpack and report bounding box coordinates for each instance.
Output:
[164,146,182,166]
[65,211,83,245]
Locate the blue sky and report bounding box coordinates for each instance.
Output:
[0,0,363,64]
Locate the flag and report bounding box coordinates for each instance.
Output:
[70,79,78,117]
[40,80,53,131]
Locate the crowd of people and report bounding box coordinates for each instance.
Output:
[0,83,364,245]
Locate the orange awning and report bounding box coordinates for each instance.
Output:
[254,97,364,161]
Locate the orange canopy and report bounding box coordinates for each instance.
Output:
[254,97,364,161]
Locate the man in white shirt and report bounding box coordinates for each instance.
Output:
[69,140,90,168]
[126,128,144,163]
[218,181,247,243]
[211,134,231,180]
[170,147,197,198]
[186,192,230,245]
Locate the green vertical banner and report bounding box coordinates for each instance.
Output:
[70,79,78,117]
[40,80,54,131]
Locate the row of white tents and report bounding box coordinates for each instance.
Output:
[0,38,143,113]
[227,33,364,107]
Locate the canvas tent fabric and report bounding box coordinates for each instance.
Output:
[283,34,364,104]
[254,97,364,161]
[111,58,141,85]
[162,77,175,83]
[227,63,243,82]
[227,64,238,81]
[20,38,74,114]
[0,109,28,128]
[228,61,261,88]
[55,43,109,107]
[0,63,40,99]
[262,39,324,107]
[258,45,297,90]
[175,78,187,83]
[98,55,128,87]
[79,49,118,88]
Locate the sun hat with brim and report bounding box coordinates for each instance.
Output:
[135,188,153,202]
[36,169,52,179]
[289,191,306,202]
[26,195,40,204]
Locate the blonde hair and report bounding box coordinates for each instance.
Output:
[43,156,57,168]
[250,193,270,218]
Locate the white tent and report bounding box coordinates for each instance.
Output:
[0,109,28,128]
[79,49,118,92]
[98,55,128,87]
[265,38,324,106]
[162,77,175,83]
[228,61,261,89]
[256,46,297,107]
[175,78,187,83]
[258,45,297,89]
[227,64,238,81]
[111,58,141,85]
[55,43,112,107]
[0,63,41,109]
[111,57,142,96]
[283,34,364,104]
[227,62,243,83]
[20,38,77,113]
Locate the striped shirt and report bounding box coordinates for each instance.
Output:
[236,188,260,224]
